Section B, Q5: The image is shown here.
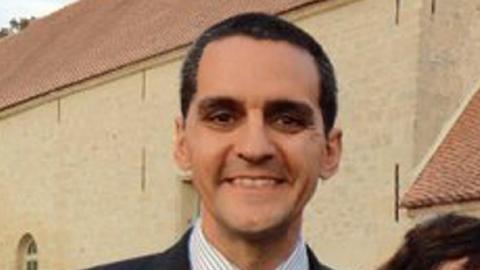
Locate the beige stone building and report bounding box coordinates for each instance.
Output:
[1,0,479,269]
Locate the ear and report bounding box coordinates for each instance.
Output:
[174,116,192,171]
[318,128,342,180]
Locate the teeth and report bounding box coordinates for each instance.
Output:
[231,178,277,188]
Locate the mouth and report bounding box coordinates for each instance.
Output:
[223,176,286,188]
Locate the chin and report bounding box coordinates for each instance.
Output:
[219,209,293,241]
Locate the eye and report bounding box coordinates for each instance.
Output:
[271,113,307,133]
[210,111,233,123]
[204,110,237,129]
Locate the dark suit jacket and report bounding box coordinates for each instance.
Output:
[86,230,334,270]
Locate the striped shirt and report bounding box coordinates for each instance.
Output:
[189,220,309,270]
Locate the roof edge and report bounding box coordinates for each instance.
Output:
[0,44,188,121]
[282,0,361,21]
[404,199,480,218]
[402,193,480,210]
[401,78,480,206]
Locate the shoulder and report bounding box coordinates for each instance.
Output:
[84,229,192,270]
[306,245,337,270]
[85,253,160,270]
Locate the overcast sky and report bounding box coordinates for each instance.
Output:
[0,0,76,28]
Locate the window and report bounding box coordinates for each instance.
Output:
[17,234,38,270]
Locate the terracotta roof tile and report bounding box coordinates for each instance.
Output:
[402,89,480,209]
[0,0,321,111]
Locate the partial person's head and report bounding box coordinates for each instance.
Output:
[379,213,480,270]
[174,13,342,240]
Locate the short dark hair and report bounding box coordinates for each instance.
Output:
[379,213,480,270]
[180,12,338,133]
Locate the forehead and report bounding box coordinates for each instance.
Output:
[195,35,320,107]
[436,257,470,270]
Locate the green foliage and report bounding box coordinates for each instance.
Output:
[0,16,36,39]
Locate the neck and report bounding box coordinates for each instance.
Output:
[200,215,302,270]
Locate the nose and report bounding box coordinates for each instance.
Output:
[235,117,275,164]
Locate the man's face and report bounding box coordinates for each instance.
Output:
[175,36,341,238]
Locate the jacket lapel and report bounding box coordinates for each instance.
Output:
[146,229,192,270]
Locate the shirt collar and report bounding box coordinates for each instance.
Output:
[189,220,309,270]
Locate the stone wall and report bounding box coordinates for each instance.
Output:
[0,61,195,269]
[416,0,480,163]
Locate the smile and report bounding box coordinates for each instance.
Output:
[224,176,286,188]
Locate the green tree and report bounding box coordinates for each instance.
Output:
[0,16,35,39]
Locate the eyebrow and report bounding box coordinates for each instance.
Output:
[264,99,315,125]
[197,97,244,114]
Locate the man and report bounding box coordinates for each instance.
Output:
[88,12,342,270]
[379,213,480,270]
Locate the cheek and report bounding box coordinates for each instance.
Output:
[306,131,327,172]
[188,132,230,183]
[279,133,325,177]
[188,139,220,202]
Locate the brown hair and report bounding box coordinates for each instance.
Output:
[379,213,480,270]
